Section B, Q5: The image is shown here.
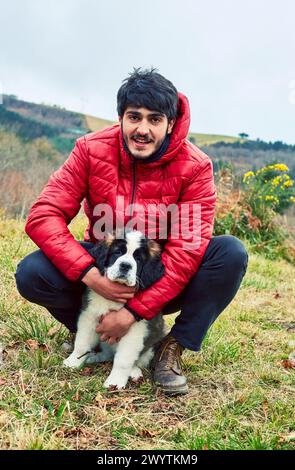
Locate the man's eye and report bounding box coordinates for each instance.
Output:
[151,118,161,124]
[129,116,139,121]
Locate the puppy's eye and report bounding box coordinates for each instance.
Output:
[134,252,147,263]
[112,248,122,256]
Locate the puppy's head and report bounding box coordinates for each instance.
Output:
[89,231,164,289]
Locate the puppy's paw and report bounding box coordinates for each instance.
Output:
[63,354,84,369]
[104,371,128,390]
[130,366,143,382]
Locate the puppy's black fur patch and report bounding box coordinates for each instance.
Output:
[89,239,127,275]
[89,234,164,290]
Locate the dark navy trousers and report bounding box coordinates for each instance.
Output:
[15,235,248,352]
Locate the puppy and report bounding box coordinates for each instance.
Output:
[63,230,167,389]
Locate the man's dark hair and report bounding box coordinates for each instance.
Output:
[117,68,178,121]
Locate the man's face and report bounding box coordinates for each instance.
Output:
[120,107,175,159]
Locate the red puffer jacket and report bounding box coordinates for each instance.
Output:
[25,93,216,320]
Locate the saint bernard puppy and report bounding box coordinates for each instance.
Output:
[63,230,167,389]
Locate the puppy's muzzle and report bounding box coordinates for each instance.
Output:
[119,262,132,275]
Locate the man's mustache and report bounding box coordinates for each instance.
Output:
[131,134,153,142]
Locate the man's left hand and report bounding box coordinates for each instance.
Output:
[95,307,136,345]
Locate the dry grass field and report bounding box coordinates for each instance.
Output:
[0,216,294,450]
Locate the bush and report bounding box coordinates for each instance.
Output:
[214,164,295,263]
[243,163,295,220]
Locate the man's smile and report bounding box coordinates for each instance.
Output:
[131,135,153,150]
[132,136,153,143]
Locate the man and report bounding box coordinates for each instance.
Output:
[15,68,248,395]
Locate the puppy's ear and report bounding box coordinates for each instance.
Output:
[140,255,165,289]
[140,240,165,289]
[89,241,109,274]
[89,235,114,274]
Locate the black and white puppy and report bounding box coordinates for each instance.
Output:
[63,230,167,389]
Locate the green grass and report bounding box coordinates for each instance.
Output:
[0,215,294,450]
[189,132,242,146]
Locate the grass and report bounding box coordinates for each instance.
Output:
[189,132,242,146]
[85,114,114,132]
[0,215,294,450]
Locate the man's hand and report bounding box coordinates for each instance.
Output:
[81,267,135,303]
[95,307,136,345]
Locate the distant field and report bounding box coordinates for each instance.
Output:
[85,115,242,145]
[189,133,242,146]
[85,115,115,132]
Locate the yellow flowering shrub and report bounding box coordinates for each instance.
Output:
[243,163,295,217]
[215,166,295,264]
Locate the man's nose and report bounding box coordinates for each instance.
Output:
[137,121,149,135]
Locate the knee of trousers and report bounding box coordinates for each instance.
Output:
[15,256,44,301]
[216,235,249,274]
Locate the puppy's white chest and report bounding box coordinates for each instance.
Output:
[87,290,123,318]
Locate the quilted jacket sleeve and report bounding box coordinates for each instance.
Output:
[127,158,216,320]
[25,137,95,281]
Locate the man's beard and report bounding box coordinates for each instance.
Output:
[122,124,169,159]
[126,136,164,159]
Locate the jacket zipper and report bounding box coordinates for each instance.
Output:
[129,158,136,217]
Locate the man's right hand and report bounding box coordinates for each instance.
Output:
[81,267,135,303]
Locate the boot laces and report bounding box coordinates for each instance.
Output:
[158,336,184,369]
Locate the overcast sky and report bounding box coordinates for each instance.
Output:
[1,0,294,143]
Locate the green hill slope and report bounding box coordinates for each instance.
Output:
[1,94,241,145]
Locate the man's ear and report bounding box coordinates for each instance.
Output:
[167,118,176,134]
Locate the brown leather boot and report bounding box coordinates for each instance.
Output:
[151,334,188,395]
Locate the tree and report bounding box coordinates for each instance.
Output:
[239,132,249,139]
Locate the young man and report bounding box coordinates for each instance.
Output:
[15,68,248,395]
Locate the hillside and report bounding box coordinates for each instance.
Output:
[1,94,241,147]
[1,94,295,220]
[3,93,295,153]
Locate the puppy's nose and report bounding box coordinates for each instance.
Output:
[120,262,132,273]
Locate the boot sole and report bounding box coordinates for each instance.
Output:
[153,383,189,395]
